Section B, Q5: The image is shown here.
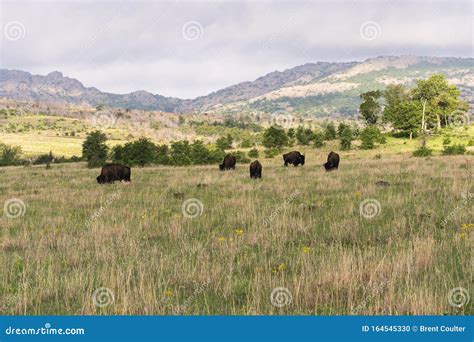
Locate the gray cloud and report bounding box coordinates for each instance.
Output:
[1,0,471,98]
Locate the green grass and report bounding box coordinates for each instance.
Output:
[0,149,472,315]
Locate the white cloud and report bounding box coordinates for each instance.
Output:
[1,0,471,98]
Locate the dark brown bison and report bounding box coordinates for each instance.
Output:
[219,154,236,171]
[97,164,131,184]
[283,151,305,167]
[249,160,262,179]
[324,151,340,171]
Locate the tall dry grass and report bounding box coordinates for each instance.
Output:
[0,150,472,315]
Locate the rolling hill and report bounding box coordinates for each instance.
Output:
[1,56,472,117]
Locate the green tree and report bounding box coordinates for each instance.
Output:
[247,148,259,158]
[190,140,212,164]
[287,128,295,139]
[129,138,157,167]
[82,131,108,167]
[360,126,383,150]
[324,122,337,140]
[111,138,157,166]
[359,90,383,125]
[412,74,467,132]
[216,134,233,150]
[155,144,170,165]
[262,125,288,148]
[313,132,325,148]
[170,141,192,166]
[338,124,352,150]
[295,126,314,145]
[383,84,420,139]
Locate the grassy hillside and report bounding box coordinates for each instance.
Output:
[1,111,473,158]
[0,149,472,315]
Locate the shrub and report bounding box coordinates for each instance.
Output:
[264,148,280,159]
[339,125,352,150]
[313,132,325,148]
[295,126,314,145]
[247,148,259,158]
[442,144,466,155]
[324,122,337,140]
[0,143,23,166]
[262,126,288,148]
[360,126,383,150]
[216,134,233,150]
[209,148,226,164]
[111,138,157,167]
[413,146,433,157]
[233,151,251,163]
[129,138,158,166]
[239,138,254,148]
[82,131,108,167]
[170,141,192,166]
[33,151,54,165]
[190,140,212,164]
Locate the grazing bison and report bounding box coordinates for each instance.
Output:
[249,160,262,179]
[97,164,131,184]
[324,151,340,171]
[283,151,305,167]
[219,154,236,171]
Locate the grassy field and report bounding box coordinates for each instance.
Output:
[0,148,472,315]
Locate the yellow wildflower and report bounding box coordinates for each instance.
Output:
[302,246,311,254]
[277,263,286,272]
[164,290,173,297]
[217,236,226,242]
[234,229,244,235]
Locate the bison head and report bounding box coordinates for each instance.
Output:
[219,164,225,171]
[96,175,106,184]
[300,155,305,165]
[324,162,334,171]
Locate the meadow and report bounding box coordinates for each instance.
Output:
[0,147,472,315]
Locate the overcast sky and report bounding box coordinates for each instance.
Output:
[0,0,472,99]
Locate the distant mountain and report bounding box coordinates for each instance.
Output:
[1,56,473,117]
[0,70,182,112]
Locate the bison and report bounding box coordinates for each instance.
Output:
[283,151,305,167]
[324,151,340,171]
[219,154,236,171]
[97,164,131,184]
[249,160,262,179]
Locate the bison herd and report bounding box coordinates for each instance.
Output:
[96,151,340,184]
